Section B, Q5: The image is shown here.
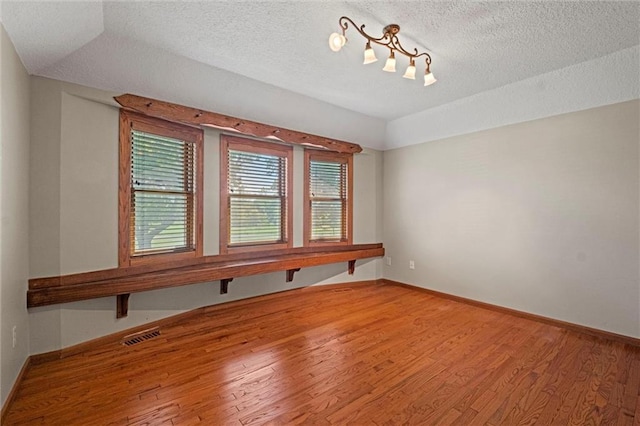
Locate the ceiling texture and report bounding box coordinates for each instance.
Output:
[1,1,639,131]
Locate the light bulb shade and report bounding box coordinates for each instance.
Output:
[403,64,416,79]
[328,32,346,52]
[424,71,437,86]
[363,46,377,64]
[382,56,396,72]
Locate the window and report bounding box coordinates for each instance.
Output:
[304,150,353,246]
[220,135,293,253]
[119,110,203,266]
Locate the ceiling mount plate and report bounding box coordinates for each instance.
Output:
[383,24,400,36]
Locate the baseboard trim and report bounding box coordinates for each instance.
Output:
[30,280,378,365]
[381,278,640,347]
[1,356,31,424]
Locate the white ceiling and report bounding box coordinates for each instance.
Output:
[1,1,639,122]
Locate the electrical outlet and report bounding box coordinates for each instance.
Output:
[386,256,392,266]
[409,260,415,270]
[12,326,16,348]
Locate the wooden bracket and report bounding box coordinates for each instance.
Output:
[286,268,301,282]
[116,293,130,318]
[348,260,356,275]
[220,278,233,294]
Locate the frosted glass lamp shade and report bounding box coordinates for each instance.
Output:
[363,44,377,64]
[402,64,416,79]
[382,53,396,72]
[328,32,346,52]
[424,71,437,86]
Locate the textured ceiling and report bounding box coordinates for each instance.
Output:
[1,1,639,121]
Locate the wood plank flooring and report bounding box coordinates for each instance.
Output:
[5,282,640,425]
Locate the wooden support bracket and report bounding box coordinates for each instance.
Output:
[286,268,301,282]
[116,294,130,318]
[348,260,356,275]
[220,278,233,294]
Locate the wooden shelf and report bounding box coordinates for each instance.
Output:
[27,244,384,312]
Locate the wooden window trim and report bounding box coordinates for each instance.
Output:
[220,135,293,254]
[115,93,362,154]
[119,110,204,267]
[303,150,353,246]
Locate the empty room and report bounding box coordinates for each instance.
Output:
[1,1,639,424]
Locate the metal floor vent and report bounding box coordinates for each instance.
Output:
[332,288,353,293]
[122,328,161,346]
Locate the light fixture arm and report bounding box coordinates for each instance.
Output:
[338,16,432,67]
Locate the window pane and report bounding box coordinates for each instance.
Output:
[309,161,344,198]
[227,147,287,246]
[230,197,283,244]
[130,129,196,255]
[132,130,194,192]
[133,192,190,252]
[311,200,344,240]
[229,150,283,196]
[309,157,347,242]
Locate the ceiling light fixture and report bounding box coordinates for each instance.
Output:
[382,51,396,73]
[329,16,435,87]
[329,32,346,52]
[403,58,416,80]
[363,41,377,64]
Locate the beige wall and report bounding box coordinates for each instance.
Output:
[28,77,383,354]
[1,24,31,406]
[383,100,640,337]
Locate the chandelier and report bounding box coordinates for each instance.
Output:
[329,16,436,86]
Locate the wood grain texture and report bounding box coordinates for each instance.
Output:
[27,244,384,307]
[116,293,130,318]
[219,135,294,254]
[114,94,363,154]
[8,282,640,425]
[30,243,382,289]
[219,278,233,295]
[303,149,354,246]
[118,110,132,267]
[118,110,204,268]
[1,357,30,425]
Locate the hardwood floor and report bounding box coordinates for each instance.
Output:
[6,282,640,425]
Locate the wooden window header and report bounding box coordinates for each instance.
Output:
[114,94,363,155]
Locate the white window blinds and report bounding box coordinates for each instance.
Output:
[309,159,348,241]
[130,129,196,255]
[227,149,288,246]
